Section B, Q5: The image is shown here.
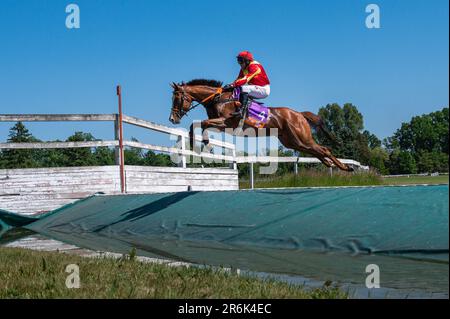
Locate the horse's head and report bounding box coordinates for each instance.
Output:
[169,79,224,124]
[169,82,194,124]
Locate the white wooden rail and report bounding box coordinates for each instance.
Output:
[236,156,367,167]
[0,112,238,190]
[0,114,236,167]
[236,156,369,189]
[0,85,240,214]
[0,85,237,197]
[0,114,370,193]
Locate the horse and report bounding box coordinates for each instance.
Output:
[169,79,353,171]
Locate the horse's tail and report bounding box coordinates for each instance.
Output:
[301,111,340,145]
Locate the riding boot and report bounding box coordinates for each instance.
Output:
[232,92,249,117]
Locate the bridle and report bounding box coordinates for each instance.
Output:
[171,86,223,119]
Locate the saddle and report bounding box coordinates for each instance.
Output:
[232,87,270,129]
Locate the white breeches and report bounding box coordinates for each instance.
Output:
[241,84,271,99]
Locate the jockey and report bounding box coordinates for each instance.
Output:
[223,51,271,117]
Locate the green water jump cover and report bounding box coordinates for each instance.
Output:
[2,184,446,261]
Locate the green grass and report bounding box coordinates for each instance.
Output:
[0,247,346,299]
[382,174,449,185]
[240,171,448,189]
[240,171,383,189]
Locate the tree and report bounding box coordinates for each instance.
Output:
[0,151,5,168]
[388,150,417,174]
[363,130,381,149]
[1,122,40,168]
[369,147,389,175]
[38,147,69,168]
[416,150,449,173]
[143,150,174,167]
[93,147,115,165]
[62,132,97,167]
[317,103,377,165]
[124,137,144,165]
[387,107,448,174]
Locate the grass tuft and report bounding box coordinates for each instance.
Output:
[0,247,347,299]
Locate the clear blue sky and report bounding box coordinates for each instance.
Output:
[0,0,448,148]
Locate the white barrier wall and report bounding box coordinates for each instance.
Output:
[0,165,238,215]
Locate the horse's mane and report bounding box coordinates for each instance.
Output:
[185,79,223,87]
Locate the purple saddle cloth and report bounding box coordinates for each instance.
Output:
[232,87,270,128]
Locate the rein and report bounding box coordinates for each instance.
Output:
[201,87,223,103]
[174,87,224,117]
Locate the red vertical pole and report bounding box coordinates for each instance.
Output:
[116,85,125,193]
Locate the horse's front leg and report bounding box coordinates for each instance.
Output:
[188,120,217,150]
[189,118,226,152]
[189,123,195,150]
[199,118,227,146]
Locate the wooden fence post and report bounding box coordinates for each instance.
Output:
[249,162,254,189]
[116,85,125,193]
[114,115,120,165]
[177,135,187,168]
[229,146,237,170]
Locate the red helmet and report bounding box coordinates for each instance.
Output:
[237,51,254,61]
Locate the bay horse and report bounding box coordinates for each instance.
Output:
[169,79,353,171]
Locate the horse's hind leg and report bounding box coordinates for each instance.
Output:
[277,126,334,168]
[281,121,351,171]
[311,144,354,172]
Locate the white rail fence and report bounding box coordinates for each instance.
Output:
[0,113,236,168]
[237,156,368,189]
[1,113,369,191]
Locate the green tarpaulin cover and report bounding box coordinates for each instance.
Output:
[1,185,448,295]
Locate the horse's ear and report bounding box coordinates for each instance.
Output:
[170,82,176,89]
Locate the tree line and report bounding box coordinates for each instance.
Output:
[316,104,448,174]
[0,124,175,169]
[0,105,448,175]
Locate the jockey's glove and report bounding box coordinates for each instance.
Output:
[223,84,234,91]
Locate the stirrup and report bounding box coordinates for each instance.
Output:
[231,109,242,117]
